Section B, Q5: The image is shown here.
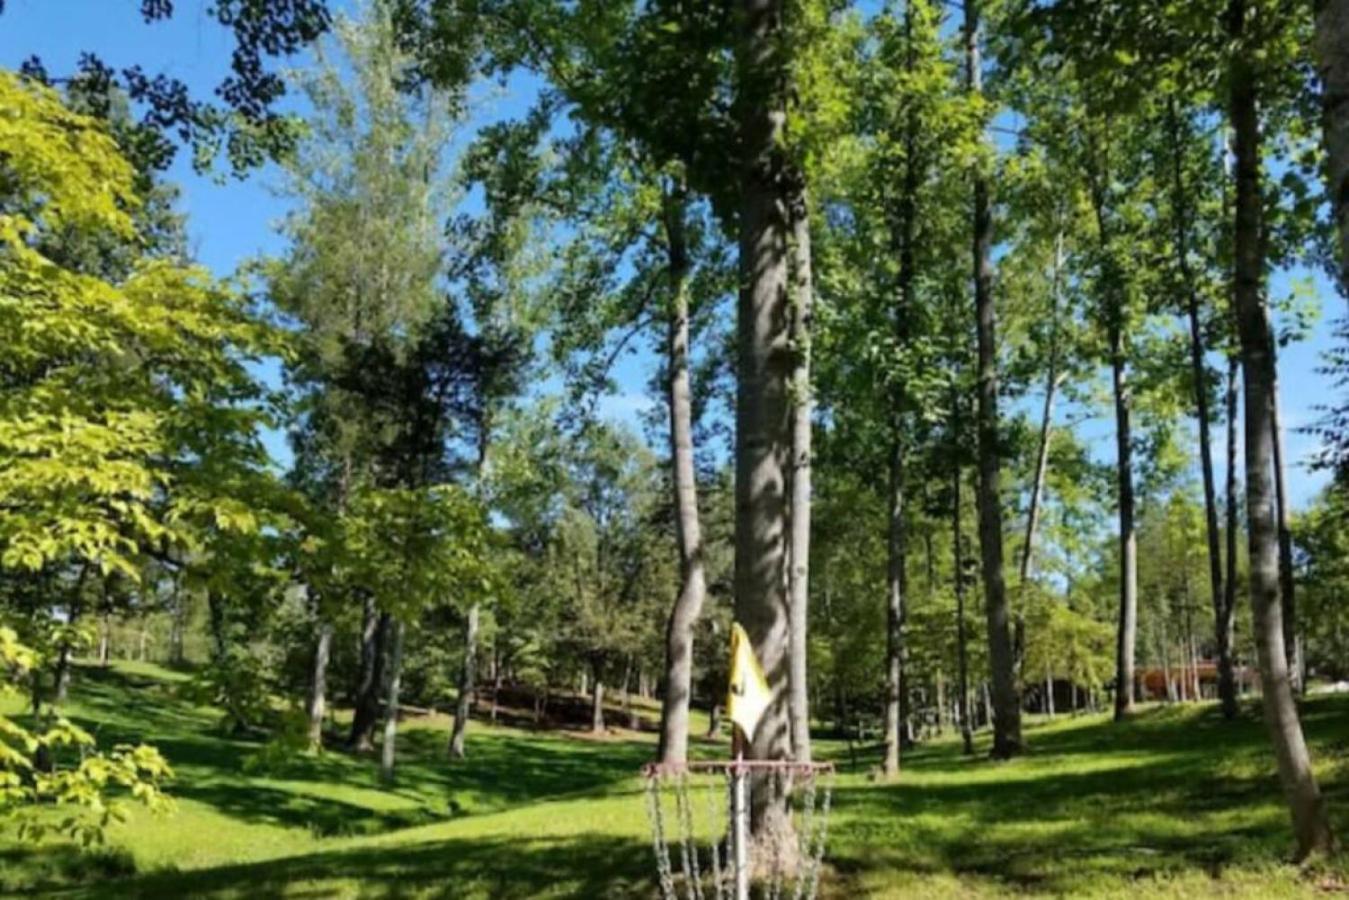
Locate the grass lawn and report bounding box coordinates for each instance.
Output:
[3,661,1347,898]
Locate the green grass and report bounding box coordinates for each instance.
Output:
[3,663,1347,898]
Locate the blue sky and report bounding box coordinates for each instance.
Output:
[0,0,658,464]
[1,0,1339,512]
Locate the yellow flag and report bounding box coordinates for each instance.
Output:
[726,622,771,742]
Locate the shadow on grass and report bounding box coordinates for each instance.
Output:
[823,697,1349,895]
[30,663,1349,898]
[167,781,449,838]
[53,833,655,900]
[390,727,652,806]
[43,664,658,839]
[0,845,135,894]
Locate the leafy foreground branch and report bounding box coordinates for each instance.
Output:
[0,626,172,846]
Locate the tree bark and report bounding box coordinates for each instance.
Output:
[1185,594,1200,701]
[170,603,185,666]
[1109,313,1138,723]
[882,1,921,777]
[489,646,502,725]
[1160,617,1175,702]
[952,440,974,756]
[1220,354,1241,718]
[1316,0,1349,293]
[883,437,906,776]
[305,619,333,750]
[1269,370,1301,693]
[168,568,185,666]
[54,568,88,707]
[657,177,710,766]
[449,601,479,758]
[379,619,405,782]
[1087,132,1139,722]
[967,0,1020,757]
[1169,100,1227,703]
[735,0,794,789]
[53,641,74,707]
[590,659,605,734]
[206,587,225,664]
[1229,0,1335,856]
[622,657,639,730]
[786,176,814,764]
[349,607,389,751]
[1021,233,1064,585]
[934,671,947,734]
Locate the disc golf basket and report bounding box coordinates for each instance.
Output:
[641,759,834,900]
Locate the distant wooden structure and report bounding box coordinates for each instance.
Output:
[1135,660,1258,702]
[1024,661,1259,715]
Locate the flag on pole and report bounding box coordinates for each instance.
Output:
[727,622,771,742]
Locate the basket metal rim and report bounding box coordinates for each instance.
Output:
[641,759,836,778]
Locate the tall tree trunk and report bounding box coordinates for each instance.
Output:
[786,176,814,764]
[1170,100,1228,696]
[1184,592,1200,701]
[54,641,74,706]
[379,619,405,782]
[1229,0,1335,856]
[170,603,185,666]
[622,657,639,730]
[1109,321,1138,722]
[657,177,710,766]
[97,618,110,667]
[952,435,974,756]
[168,569,185,666]
[54,567,89,707]
[967,0,1019,757]
[1021,233,1064,585]
[206,588,225,664]
[449,601,479,758]
[449,431,492,758]
[934,672,947,734]
[1085,113,1139,723]
[1269,372,1301,693]
[736,0,794,803]
[489,644,502,725]
[305,619,333,750]
[1160,617,1175,702]
[883,437,906,777]
[1220,354,1241,718]
[1316,0,1349,293]
[882,2,922,778]
[590,658,605,734]
[307,459,348,755]
[350,607,388,751]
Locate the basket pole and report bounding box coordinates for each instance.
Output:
[731,730,750,900]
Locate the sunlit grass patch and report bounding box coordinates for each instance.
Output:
[2,662,1346,897]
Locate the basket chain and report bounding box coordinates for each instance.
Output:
[645,774,678,900]
[799,771,833,900]
[705,771,728,900]
[791,772,817,900]
[645,762,834,900]
[675,770,705,900]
